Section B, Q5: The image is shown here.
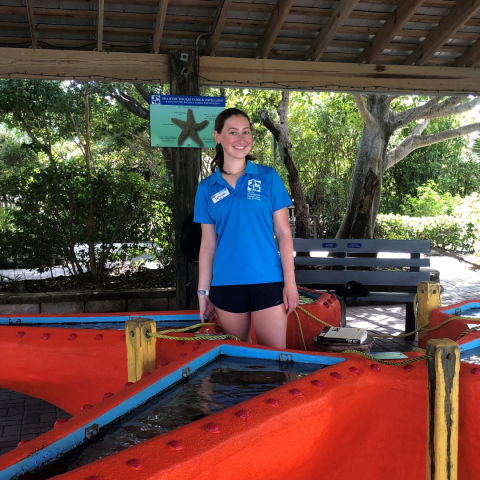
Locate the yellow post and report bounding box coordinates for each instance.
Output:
[125,318,157,382]
[426,339,460,480]
[417,281,441,340]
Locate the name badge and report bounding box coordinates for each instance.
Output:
[211,188,230,204]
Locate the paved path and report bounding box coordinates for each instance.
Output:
[0,255,479,456]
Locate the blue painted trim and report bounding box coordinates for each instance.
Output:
[442,301,480,316]
[0,345,340,479]
[460,337,480,360]
[220,344,344,366]
[0,314,200,325]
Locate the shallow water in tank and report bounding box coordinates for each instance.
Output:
[5,320,197,330]
[461,307,480,318]
[32,356,325,479]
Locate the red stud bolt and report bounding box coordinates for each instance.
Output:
[290,388,303,396]
[17,439,30,447]
[177,352,187,358]
[124,382,133,388]
[42,333,50,340]
[323,302,330,308]
[81,404,93,411]
[68,333,77,341]
[330,294,336,300]
[349,367,360,375]
[176,340,185,346]
[127,459,143,470]
[141,372,151,379]
[168,440,183,450]
[158,361,169,368]
[471,367,480,375]
[204,422,220,433]
[370,364,381,372]
[235,409,250,420]
[327,298,333,304]
[86,476,102,480]
[95,334,103,341]
[103,392,114,399]
[215,326,222,333]
[121,334,126,341]
[404,365,415,372]
[54,418,67,428]
[16,331,25,338]
[311,379,323,388]
[194,341,202,347]
[192,346,200,351]
[266,398,279,407]
[330,372,342,380]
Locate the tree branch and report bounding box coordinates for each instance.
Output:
[386,121,480,169]
[411,119,430,136]
[419,96,464,119]
[109,88,149,120]
[390,96,444,130]
[353,93,374,128]
[134,84,150,105]
[422,96,480,120]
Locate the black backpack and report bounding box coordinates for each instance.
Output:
[335,280,370,303]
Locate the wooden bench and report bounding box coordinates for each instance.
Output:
[293,239,432,339]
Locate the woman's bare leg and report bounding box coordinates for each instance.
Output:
[252,304,287,349]
[215,308,251,342]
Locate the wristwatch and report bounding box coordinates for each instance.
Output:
[197,289,210,296]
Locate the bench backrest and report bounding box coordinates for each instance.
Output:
[293,239,431,287]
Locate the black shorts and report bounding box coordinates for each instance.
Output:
[210,282,284,314]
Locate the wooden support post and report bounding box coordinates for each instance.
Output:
[125,318,157,382]
[426,339,460,480]
[418,281,441,340]
[169,50,201,311]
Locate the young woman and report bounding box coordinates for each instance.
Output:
[194,108,298,349]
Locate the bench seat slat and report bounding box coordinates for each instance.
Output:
[294,258,430,267]
[293,238,431,254]
[295,270,430,286]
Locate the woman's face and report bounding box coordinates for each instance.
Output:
[214,115,253,163]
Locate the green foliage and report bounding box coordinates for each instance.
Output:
[376,188,480,253]
[0,162,173,276]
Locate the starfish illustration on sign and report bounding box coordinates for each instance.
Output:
[171,109,209,147]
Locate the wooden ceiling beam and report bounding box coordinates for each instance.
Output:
[204,0,234,56]
[405,0,480,65]
[255,0,295,59]
[357,0,424,64]
[151,0,169,54]
[97,0,104,52]
[1,48,479,94]
[305,0,360,61]
[25,0,37,49]
[452,38,480,67]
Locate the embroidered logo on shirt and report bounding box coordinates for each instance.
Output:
[247,179,261,201]
[211,188,230,204]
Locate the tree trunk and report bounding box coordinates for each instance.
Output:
[261,91,310,239]
[336,95,392,239]
[169,51,201,310]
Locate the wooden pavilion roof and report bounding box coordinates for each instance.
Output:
[1,0,480,93]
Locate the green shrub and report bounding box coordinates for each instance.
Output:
[375,214,479,253]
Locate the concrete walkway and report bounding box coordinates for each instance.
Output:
[0,255,479,456]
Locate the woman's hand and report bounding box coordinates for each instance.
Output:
[199,295,217,323]
[283,283,299,316]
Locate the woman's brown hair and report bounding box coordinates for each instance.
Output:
[211,108,256,173]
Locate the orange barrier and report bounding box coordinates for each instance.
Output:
[419,299,480,349]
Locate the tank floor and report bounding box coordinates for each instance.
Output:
[1,275,479,456]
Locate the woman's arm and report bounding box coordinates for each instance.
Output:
[273,207,299,315]
[198,223,218,322]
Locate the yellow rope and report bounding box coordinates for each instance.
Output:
[342,350,432,366]
[293,310,307,351]
[147,323,241,342]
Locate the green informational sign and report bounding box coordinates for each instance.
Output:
[150,95,226,148]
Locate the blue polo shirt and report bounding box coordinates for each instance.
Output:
[194,161,292,286]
